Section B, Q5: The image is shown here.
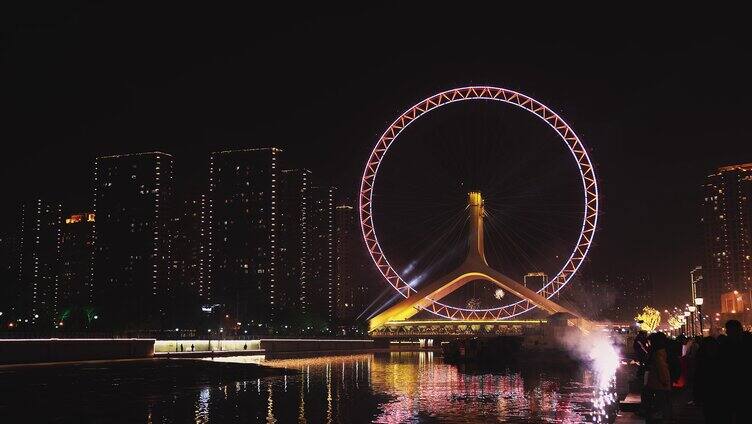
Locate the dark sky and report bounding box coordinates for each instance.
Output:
[2,5,750,306]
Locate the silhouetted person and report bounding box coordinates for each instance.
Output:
[634,330,649,365]
[666,336,682,388]
[694,336,720,423]
[716,320,750,423]
[191,344,195,352]
[686,335,701,402]
[675,336,692,389]
[646,332,671,422]
[634,330,650,417]
[690,335,701,356]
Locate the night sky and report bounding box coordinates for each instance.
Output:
[2,5,750,306]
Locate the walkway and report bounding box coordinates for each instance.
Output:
[616,386,704,423]
[154,349,264,358]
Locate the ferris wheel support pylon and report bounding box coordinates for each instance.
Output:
[368,192,578,331]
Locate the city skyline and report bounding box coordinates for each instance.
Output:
[1,147,371,332]
[8,145,716,325]
[3,152,750,323]
[2,7,752,310]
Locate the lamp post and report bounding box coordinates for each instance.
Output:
[695,297,704,335]
[688,305,697,336]
[683,311,691,335]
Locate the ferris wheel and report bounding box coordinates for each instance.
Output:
[359,86,598,321]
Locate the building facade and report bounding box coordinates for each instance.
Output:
[170,196,206,326]
[58,212,95,313]
[205,148,279,325]
[719,289,752,330]
[334,204,375,328]
[702,163,752,313]
[720,289,751,314]
[305,185,336,326]
[278,169,311,321]
[0,233,18,319]
[14,200,63,325]
[93,152,174,330]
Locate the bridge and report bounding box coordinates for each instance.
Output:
[369,192,592,338]
[369,319,547,339]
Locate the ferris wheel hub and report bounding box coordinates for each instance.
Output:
[468,191,483,206]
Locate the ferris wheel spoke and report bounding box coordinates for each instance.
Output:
[485,213,541,272]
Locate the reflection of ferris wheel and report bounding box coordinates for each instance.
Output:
[359,86,598,320]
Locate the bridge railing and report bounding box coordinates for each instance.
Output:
[370,321,546,338]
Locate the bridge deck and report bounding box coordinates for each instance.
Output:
[370,319,548,339]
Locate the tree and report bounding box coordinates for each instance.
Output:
[635,306,661,332]
[667,314,684,331]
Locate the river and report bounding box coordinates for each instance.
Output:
[0,350,617,423]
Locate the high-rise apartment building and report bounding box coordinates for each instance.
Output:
[702,163,752,313]
[59,212,95,311]
[334,204,375,327]
[170,196,206,324]
[306,185,336,325]
[15,200,62,324]
[15,199,62,324]
[93,152,174,330]
[0,233,19,318]
[278,169,311,320]
[205,148,279,324]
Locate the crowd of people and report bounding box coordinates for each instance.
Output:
[633,319,752,423]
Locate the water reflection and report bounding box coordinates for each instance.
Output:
[199,351,613,423]
[266,382,276,424]
[195,387,210,423]
[1,351,616,423]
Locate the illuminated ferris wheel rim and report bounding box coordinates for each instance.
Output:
[359,86,598,320]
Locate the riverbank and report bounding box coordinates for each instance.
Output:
[0,338,155,364]
[615,386,705,423]
[0,337,379,365]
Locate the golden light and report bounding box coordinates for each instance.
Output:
[635,306,661,332]
[385,319,547,325]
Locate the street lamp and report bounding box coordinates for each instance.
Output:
[695,297,704,335]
